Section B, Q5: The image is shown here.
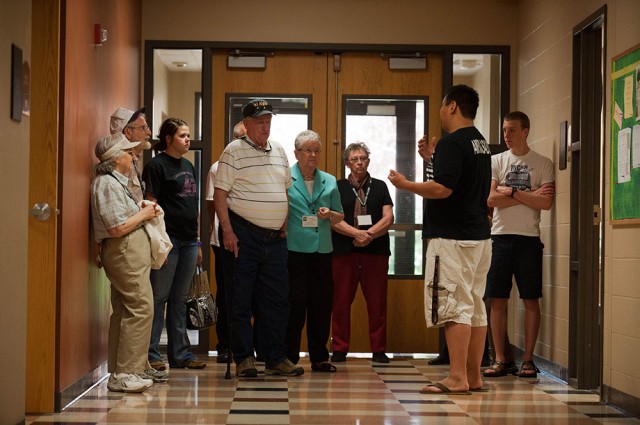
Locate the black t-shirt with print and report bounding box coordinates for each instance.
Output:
[142,152,199,240]
[424,126,491,241]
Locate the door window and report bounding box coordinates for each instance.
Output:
[343,96,427,276]
[226,95,312,166]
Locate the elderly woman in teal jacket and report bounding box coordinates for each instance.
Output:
[285,130,344,373]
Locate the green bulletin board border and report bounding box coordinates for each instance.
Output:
[610,43,640,225]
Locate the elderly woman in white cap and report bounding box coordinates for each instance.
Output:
[90,133,160,393]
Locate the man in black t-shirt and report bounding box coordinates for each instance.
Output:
[389,85,492,395]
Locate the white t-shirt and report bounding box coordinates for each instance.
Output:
[491,149,554,237]
[205,161,220,246]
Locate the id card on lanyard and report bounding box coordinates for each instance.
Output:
[301,186,324,229]
[352,186,372,226]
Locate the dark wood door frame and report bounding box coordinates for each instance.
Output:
[569,5,606,391]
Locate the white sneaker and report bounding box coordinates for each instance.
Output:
[139,368,169,383]
[107,373,152,393]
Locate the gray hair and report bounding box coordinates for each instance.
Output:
[232,121,246,138]
[342,141,370,164]
[93,152,124,176]
[294,130,322,150]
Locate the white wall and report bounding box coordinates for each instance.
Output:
[0,0,31,422]
[516,0,640,401]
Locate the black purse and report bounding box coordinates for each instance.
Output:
[186,266,218,330]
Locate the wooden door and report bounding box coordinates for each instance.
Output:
[210,50,441,354]
[26,0,60,412]
[328,52,442,353]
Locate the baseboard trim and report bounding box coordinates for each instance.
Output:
[56,362,108,412]
[512,347,639,419]
[603,384,640,418]
[510,346,569,382]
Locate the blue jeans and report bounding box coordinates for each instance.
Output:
[148,237,198,366]
[223,223,289,366]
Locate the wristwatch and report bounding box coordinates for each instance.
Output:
[510,186,517,197]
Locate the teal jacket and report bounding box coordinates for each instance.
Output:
[286,163,343,254]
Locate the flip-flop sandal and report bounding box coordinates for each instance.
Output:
[470,387,490,392]
[518,360,540,378]
[420,382,471,395]
[311,362,337,373]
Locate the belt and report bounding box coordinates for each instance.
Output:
[228,209,283,240]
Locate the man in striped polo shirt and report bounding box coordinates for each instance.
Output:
[214,99,304,378]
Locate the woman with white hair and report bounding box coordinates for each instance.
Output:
[285,130,344,373]
[91,133,159,393]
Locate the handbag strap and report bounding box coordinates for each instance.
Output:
[191,265,209,296]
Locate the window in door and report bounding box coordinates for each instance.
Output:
[226,95,312,166]
[151,48,205,346]
[343,96,427,277]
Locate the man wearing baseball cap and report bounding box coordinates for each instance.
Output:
[214,99,304,378]
[110,107,152,203]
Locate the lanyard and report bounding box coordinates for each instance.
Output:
[306,200,317,214]
[351,186,370,207]
[132,158,146,198]
[242,136,272,153]
[107,172,139,208]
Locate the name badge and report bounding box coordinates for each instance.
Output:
[302,215,318,227]
[357,214,372,226]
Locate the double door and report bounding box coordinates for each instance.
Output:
[209,50,442,354]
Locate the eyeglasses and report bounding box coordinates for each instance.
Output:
[348,156,369,164]
[299,148,321,155]
[127,125,150,132]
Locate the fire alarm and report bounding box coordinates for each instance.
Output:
[94,24,108,46]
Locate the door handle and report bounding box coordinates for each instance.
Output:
[30,203,52,221]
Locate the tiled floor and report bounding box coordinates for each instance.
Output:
[26,355,639,424]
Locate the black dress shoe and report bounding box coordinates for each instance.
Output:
[428,356,450,365]
[372,352,390,363]
[331,351,347,362]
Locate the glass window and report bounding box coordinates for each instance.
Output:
[152,49,203,139]
[453,53,502,144]
[343,97,426,276]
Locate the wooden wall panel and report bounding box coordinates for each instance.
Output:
[58,0,142,395]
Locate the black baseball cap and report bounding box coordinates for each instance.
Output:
[242,99,275,118]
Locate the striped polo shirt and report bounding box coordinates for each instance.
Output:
[215,137,291,230]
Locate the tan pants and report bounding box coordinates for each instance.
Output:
[424,238,492,328]
[101,227,153,373]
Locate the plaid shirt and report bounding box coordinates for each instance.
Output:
[91,170,140,242]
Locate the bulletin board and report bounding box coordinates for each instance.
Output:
[610,43,640,224]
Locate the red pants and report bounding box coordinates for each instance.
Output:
[331,253,389,353]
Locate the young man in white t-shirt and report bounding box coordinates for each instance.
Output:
[483,111,555,379]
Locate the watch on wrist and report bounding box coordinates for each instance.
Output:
[510,186,517,197]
